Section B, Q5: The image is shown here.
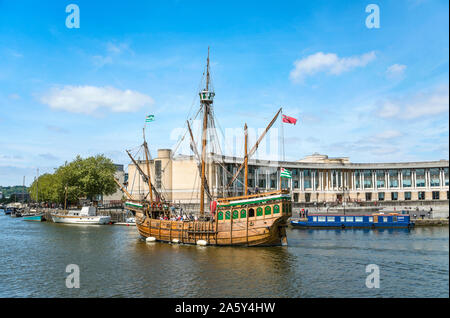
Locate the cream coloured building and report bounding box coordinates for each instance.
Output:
[126,150,449,206]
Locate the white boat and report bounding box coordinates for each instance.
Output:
[51,206,111,225]
[115,217,136,226]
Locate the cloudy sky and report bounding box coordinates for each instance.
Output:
[0,0,448,186]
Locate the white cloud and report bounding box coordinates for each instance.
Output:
[92,55,113,68]
[378,101,401,118]
[106,42,130,54]
[378,85,449,120]
[40,85,154,115]
[290,51,376,82]
[386,64,406,79]
[8,93,21,100]
[374,130,403,139]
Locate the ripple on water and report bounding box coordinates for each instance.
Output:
[0,215,448,298]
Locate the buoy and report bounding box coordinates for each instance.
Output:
[172,239,180,244]
[196,240,208,246]
[146,237,156,243]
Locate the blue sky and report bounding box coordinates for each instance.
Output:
[0,0,448,186]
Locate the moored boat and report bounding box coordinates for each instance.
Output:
[4,207,14,215]
[23,213,45,222]
[51,206,111,225]
[291,213,414,229]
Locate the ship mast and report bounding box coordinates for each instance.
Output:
[226,108,282,189]
[244,123,248,195]
[199,47,215,216]
[143,128,153,203]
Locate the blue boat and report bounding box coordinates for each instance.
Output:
[291,213,414,229]
[23,214,45,222]
[4,207,15,215]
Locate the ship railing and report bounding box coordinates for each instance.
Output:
[217,189,289,204]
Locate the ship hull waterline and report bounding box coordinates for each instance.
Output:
[132,192,293,247]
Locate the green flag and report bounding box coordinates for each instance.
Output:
[145,115,155,122]
[280,168,292,178]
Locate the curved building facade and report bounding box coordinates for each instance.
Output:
[127,151,449,206]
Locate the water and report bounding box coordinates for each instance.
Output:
[0,210,448,298]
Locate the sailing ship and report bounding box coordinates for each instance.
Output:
[119,49,292,246]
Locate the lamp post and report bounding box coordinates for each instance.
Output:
[339,186,348,215]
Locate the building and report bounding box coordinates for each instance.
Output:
[127,150,449,206]
[101,164,127,204]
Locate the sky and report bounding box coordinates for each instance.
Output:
[0,0,448,186]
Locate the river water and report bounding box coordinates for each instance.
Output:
[0,211,448,298]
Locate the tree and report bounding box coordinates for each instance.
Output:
[27,154,117,204]
[28,173,59,203]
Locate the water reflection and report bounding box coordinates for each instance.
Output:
[0,214,448,298]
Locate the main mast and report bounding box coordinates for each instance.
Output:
[143,128,153,203]
[244,123,248,195]
[199,47,215,216]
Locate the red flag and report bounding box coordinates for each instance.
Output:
[282,114,297,125]
[210,200,217,215]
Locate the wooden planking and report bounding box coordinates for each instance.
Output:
[135,209,289,246]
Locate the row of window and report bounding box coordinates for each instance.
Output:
[230,168,449,190]
[368,191,446,201]
[217,203,292,221]
[313,216,401,223]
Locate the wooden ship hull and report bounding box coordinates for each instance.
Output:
[132,190,292,246]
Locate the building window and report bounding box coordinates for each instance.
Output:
[365,193,372,201]
[293,193,299,202]
[270,180,276,188]
[259,179,266,188]
[378,192,385,201]
[293,180,299,188]
[364,170,373,188]
[430,168,440,187]
[402,169,412,188]
[355,170,361,189]
[391,192,398,201]
[389,170,399,188]
[444,168,449,186]
[432,191,440,200]
[416,169,425,187]
[305,193,311,203]
[405,192,411,200]
[376,170,385,188]
[304,170,312,189]
[418,191,425,200]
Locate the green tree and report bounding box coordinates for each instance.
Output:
[27,154,117,204]
[28,173,59,203]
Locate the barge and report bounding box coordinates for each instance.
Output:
[291,213,414,229]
